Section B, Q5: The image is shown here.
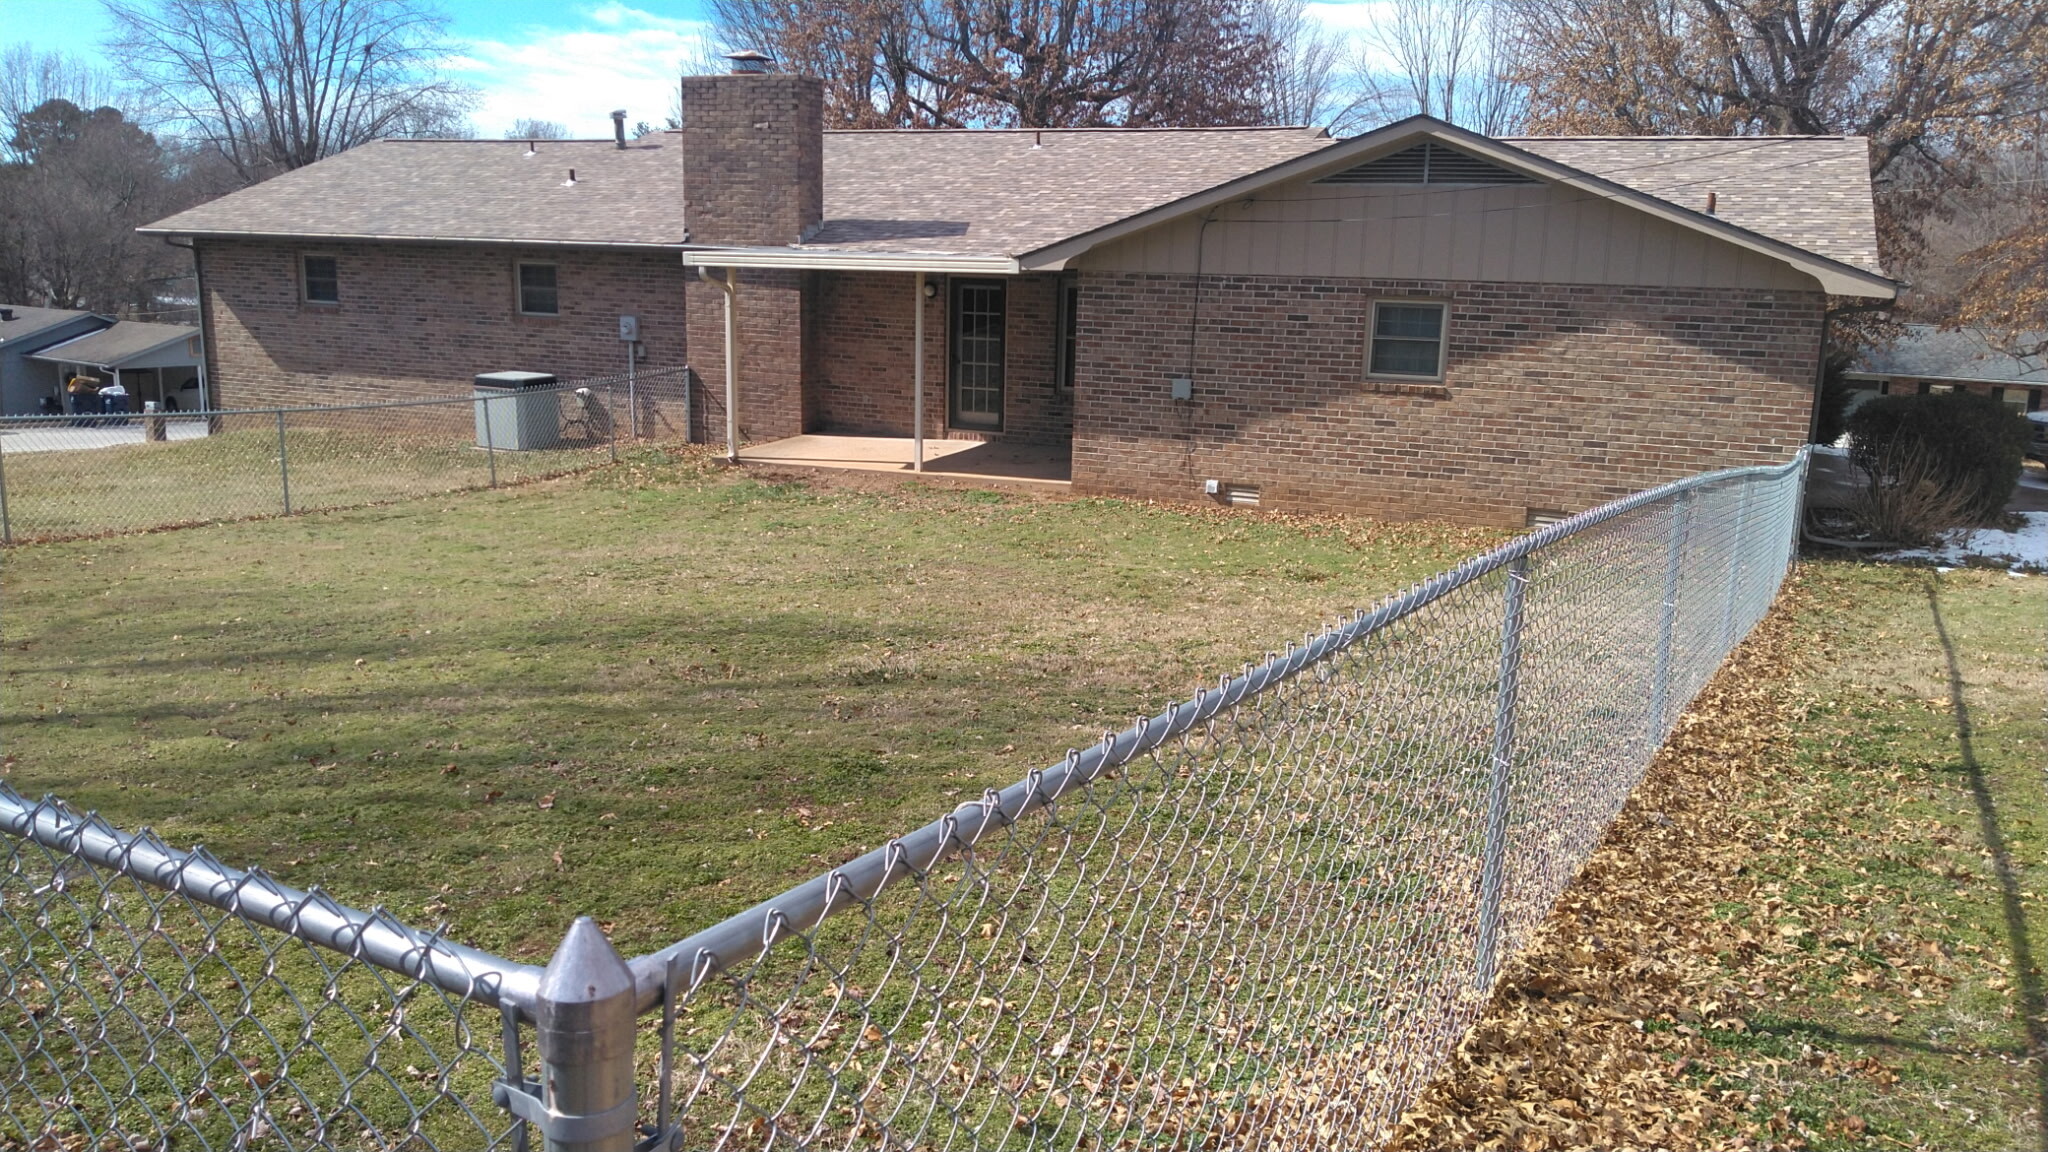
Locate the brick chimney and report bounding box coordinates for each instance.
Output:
[680,55,824,246]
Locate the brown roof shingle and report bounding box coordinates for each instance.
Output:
[1506,135,1882,273]
[142,126,1882,274]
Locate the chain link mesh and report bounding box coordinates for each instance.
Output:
[0,792,532,1152]
[642,455,1804,1150]
[0,452,1804,1150]
[0,367,692,544]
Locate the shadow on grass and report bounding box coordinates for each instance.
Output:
[1925,574,2048,1152]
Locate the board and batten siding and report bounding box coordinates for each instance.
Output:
[1073,177,1819,292]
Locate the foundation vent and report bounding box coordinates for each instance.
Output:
[1526,507,1569,527]
[1221,483,1261,508]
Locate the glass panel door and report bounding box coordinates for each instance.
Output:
[950,280,1005,430]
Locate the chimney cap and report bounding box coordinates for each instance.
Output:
[611,109,627,120]
[725,49,773,74]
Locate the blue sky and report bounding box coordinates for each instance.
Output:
[2,0,1392,139]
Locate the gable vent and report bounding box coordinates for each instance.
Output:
[1317,140,1537,186]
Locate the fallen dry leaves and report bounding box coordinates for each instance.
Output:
[1390,570,1912,1152]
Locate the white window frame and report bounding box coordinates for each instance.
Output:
[1365,298,1449,382]
[516,260,560,317]
[300,253,340,305]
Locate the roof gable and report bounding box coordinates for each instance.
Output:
[1017,117,1894,298]
[1315,140,1537,186]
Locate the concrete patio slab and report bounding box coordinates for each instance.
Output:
[737,434,1071,488]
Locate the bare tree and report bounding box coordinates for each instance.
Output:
[1,46,125,161]
[504,118,570,141]
[102,0,477,183]
[1251,0,1371,133]
[1358,0,1527,133]
[0,98,197,313]
[709,0,1280,128]
[1503,0,2048,278]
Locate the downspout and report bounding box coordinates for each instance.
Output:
[161,235,210,416]
[699,266,739,461]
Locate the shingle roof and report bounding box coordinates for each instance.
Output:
[28,320,200,368]
[140,126,1883,274]
[812,127,1329,255]
[145,138,693,246]
[0,305,100,347]
[1505,136,1882,273]
[1849,324,2048,386]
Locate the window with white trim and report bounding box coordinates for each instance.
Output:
[517,262,559,316]
[301,254,339,304]
[1054,275,1079,391]
[1367,300,1447,379]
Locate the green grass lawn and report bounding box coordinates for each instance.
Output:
[1707,560,2048,1148]
[0,449,1502,964]
[0,420,613,541]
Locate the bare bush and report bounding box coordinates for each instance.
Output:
[1850,441,1979,546]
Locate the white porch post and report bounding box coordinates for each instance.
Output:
[723,267,739,463]
[912,271,925,473]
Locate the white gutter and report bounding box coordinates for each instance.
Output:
[137,228,687,251]
[683,248,1019,275]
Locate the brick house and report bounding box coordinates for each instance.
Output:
[142,61,1895,526]
[1843,324,2045,416]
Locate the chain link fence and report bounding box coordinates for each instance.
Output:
[0,450,1806,1151]
[0,367,693,544]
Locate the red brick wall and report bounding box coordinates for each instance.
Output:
[685,267,807,445]
[809,271,1073,444]
[680,72,823,246]
[198,239,690,419]
[1072,273,1824,526]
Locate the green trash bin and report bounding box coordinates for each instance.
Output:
[473,371,562,450]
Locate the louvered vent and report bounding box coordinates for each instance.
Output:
[1317,140,1537,185]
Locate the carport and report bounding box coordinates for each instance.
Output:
[29,321,206,413]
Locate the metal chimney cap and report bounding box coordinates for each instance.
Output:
[610,109,627,120]
[725,49,773,73]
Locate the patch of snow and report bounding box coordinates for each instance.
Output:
[1884,512,2048,573]
[1811,443,1851,458]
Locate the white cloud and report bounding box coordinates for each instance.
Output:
[1305,0,1403,73]
[450,4,716,139]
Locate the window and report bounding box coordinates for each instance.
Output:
[1368,300,1447,379]
[1054,275,1079,391]
[1992,387,2027,414]
[518,262,559,316]
[301,255,339,303]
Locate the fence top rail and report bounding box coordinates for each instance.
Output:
[0,366,690,424]
[620,447,1809,1010]
[0,784,544,1011]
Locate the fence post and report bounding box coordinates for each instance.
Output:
[484,393,498,489]
[606,380,618,463]
[0,433,12,545]
[1475,553,1530,990]
[276,410,292,515]
[1718,481,1752,649]
[496,917,639,1152]
[1648,489,1693,742]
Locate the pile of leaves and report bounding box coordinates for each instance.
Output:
[1389,569,1989,1151]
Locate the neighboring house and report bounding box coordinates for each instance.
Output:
[1844,324,2045,414]
[140,60,1895,527]
[29,321,206,413]
[0,306,111,415]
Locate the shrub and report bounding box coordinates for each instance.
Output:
[1847,440,1980,546]
[1845,390,2031,526]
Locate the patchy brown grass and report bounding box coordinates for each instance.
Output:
[1393,561,2048,1151]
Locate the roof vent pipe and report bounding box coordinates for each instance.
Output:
[0,308,13,322]
[1706,190,1717,214]
[725,49,772,74]
[611,109,628,149]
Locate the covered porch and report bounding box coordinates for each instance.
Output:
[681,249,1073,477]
[737,433,1070,488]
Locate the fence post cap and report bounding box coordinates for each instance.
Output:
[538,916,634,1015]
